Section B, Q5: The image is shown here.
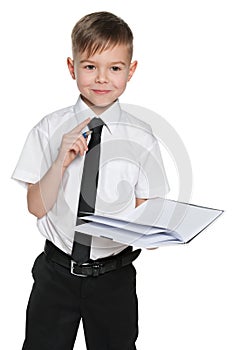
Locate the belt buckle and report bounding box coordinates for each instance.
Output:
[70,260,88,277]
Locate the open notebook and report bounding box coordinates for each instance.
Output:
[75,198,223,248]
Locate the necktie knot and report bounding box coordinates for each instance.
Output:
[88,117,104,134]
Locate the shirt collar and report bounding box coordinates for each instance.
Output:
[74,95,122,134]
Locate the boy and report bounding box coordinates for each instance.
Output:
[12,11,169,350]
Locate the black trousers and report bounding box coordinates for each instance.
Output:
[22,249,138,350]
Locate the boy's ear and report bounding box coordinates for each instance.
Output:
[128,60,138,81]
[67,57,76,80]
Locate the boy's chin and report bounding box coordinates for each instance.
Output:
[90,103,115,114]
[90,98,116,108]
[94,101,115,108]
[82,96,116,110]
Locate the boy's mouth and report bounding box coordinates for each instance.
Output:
[92,89,111,95]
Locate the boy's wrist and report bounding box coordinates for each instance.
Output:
[53,159,67,176]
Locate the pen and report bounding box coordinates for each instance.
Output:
[82,130,93,138]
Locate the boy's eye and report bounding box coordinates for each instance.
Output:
[111,66,121,72]
[85,65,96,70]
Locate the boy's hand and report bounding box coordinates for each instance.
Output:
[56,117,91,169]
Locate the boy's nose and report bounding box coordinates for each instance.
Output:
[95,69,109,84]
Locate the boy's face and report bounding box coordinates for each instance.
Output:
[67,44,137,113]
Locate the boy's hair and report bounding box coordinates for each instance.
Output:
[71,11,133,60]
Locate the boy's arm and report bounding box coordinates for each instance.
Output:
[135,198,147,207]
[27,118,90,219]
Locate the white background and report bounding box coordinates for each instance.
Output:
[1,0,232,349]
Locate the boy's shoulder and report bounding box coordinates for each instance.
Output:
[33,104,76,133]
[42,104,75,123]
[120,106,153,135]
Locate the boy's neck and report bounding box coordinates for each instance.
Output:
[80,95,116,115]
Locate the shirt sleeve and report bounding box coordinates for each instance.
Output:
[11,118,52,188]
[135,135,170,199]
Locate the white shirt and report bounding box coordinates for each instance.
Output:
[12,97,169,259]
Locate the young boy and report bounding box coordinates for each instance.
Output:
[12,11,169,350]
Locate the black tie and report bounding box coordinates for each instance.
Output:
[72,117,104,264]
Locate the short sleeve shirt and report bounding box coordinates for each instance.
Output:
[12,97,169,259]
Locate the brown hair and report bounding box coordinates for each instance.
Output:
[71,11,133,60]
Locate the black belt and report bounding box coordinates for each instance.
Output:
[44,240,141,277]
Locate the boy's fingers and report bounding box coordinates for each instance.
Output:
[72,117,91,133]
[73,136,88,152]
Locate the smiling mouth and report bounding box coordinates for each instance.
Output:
[92,89,111,94]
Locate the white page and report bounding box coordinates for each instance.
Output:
[126,198,223,243]
[80,214,181,239]
[77,221,180,248]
